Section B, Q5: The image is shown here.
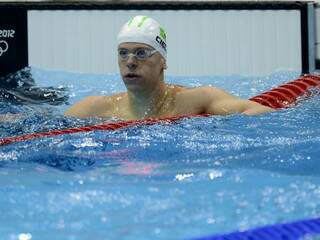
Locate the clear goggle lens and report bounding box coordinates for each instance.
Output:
[118,48,157,60]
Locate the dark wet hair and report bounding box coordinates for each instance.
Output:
[0,67,68,105]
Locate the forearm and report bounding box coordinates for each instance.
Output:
[242,100,274,115]
[199,87,275,116]
[207,98,274,116]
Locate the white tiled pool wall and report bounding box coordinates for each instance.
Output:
[28,9,303,76]
[316,5,320,68]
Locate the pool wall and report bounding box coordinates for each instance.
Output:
[0,1,318,77]
[316,3,320,70]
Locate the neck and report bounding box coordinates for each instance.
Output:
[127,82,168,118]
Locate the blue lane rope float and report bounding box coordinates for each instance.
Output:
[193,217,320,240]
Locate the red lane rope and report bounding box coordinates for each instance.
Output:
[249,74,320,108]
[0,114,211,146]
[1,74,319,146]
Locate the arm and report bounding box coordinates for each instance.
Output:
[64,96,107,118]
[201,87,274,116]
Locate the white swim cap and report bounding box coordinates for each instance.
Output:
[117,16,167,60]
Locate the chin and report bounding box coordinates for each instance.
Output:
[124,81,145,92]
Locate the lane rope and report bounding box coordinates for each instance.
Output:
[249,74,320,108]
[193,217,320,240]
[0,74,319,146]
[0,114,211,146]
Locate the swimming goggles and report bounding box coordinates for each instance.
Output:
[118,48,157,60]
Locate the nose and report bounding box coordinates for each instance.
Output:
[126,54,137,71]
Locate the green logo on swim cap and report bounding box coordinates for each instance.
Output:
[138,16,149,27]
[160,27,166,41]
[127,17,134,26]
[127,16,149,28]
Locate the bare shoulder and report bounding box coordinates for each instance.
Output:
[108,92,127,102]
[176,85,234,101]
[64,96,106,117]
[195,86,235,97]
[65,93,126,118]
[172,84,273,115]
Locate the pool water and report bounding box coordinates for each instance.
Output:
[0,68,319,240]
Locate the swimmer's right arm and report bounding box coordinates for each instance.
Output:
[64,96,107,118]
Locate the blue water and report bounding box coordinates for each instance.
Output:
[0,68,320,240]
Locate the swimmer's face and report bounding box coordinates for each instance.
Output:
[118,43,167,91]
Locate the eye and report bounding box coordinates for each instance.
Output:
[135,49,148,59]
[118,49,128,58]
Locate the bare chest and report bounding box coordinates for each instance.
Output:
[103,88,206,120]
[171,91,206,116]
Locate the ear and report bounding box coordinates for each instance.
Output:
[161,58,167,70]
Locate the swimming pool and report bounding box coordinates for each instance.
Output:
[0,68,320,240]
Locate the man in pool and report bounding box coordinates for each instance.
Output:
[65,16,273,120]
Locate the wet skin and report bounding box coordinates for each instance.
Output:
[65,43,273,120]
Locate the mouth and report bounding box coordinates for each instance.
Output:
[124,73,142,81]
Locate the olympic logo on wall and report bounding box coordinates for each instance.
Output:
[0,40,9,57]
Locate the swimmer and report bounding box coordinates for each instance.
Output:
[0,68,69,122]
[65,16,273,120]
[0,68,68,105]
